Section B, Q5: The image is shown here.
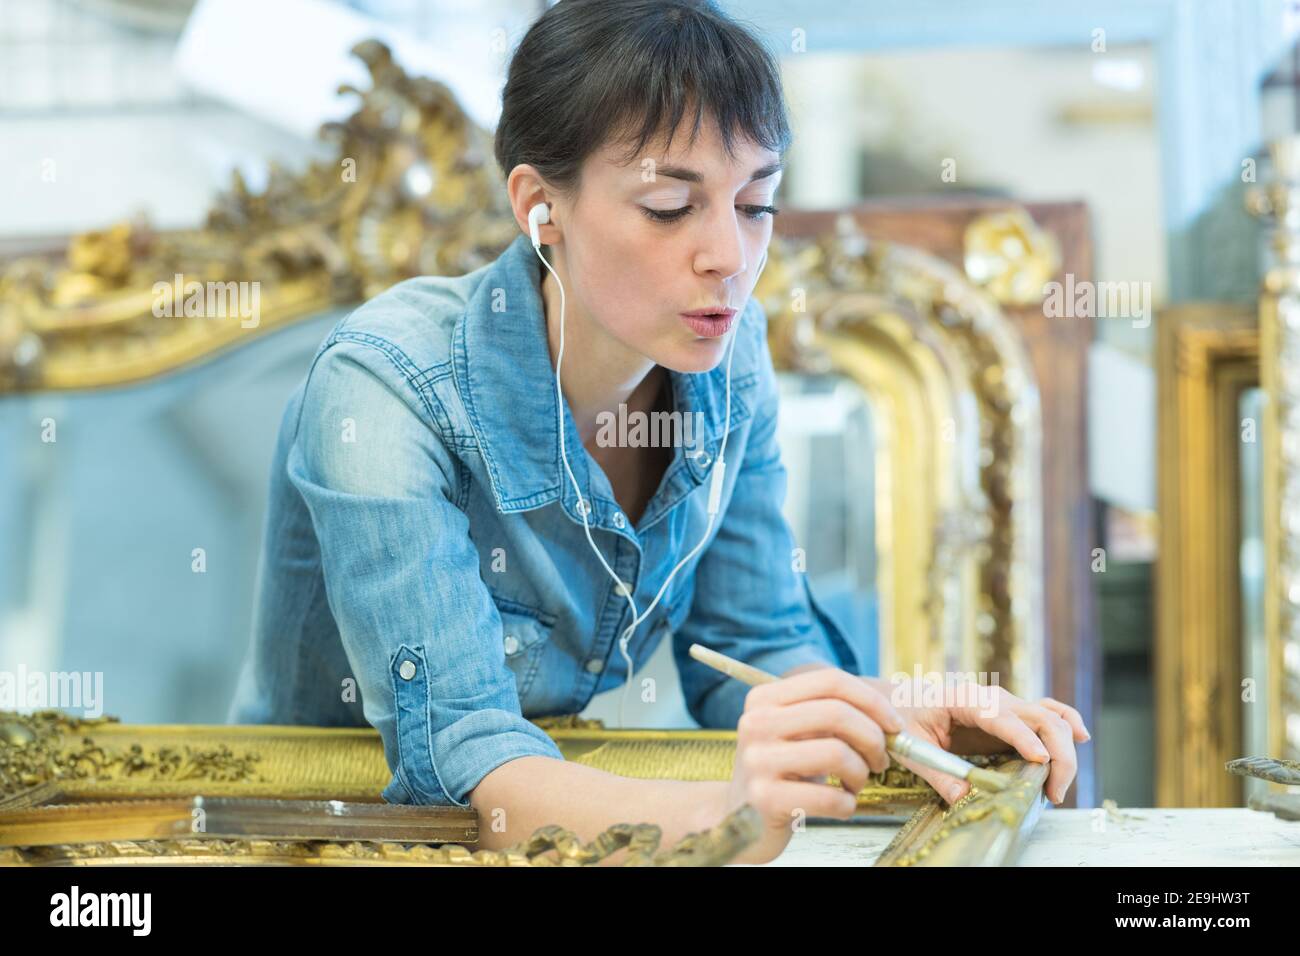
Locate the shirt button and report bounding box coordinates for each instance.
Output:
[585,658,604,674]
[503,634,520,655]
[696,451,712,468]
[612,511,626,529]
[576,498,591,516]
[614,579,632,597]
[398,659,417,681]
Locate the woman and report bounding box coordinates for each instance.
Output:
[231,0,1088,865]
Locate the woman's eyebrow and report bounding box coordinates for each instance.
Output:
[652,161,784,184]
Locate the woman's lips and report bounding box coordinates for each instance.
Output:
[679,307,738,338]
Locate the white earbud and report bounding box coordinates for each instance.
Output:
[528,202,550,249]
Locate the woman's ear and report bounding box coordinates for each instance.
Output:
[507,164,558,245]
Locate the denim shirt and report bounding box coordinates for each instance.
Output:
[228,232,859,808]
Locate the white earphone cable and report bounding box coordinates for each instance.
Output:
[532,215,768,727]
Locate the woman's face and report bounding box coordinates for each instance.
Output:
[551,117,782,374]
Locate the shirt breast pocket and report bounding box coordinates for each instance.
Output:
[495,601,554,709]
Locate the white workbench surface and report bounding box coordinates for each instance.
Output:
[757,808,1300,865]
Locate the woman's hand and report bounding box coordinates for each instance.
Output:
[875,676,1091,806]
[720,667,905,864]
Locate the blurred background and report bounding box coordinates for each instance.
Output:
[4,0,1300,812]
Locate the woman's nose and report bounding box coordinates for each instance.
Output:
[696,208,748,280]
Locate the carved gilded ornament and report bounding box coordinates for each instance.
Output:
[962,207,1062,307]
[0,40,516,392]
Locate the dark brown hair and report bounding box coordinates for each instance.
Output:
[494,0,792,197]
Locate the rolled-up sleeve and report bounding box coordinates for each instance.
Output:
[672,314,860,729]
[287,332,563,807]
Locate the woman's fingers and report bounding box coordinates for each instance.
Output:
[744,668,904,734]
[1037,696,1090,742]
[888,725,970,805]
[740,737,873,795]
[953,692,1081,804]
[970,695,1080,804]
[742,697,891,774]
[899,754,970,805]
[1017,706,1078,804]
[749,778,860,825]
[969,707,1052,766]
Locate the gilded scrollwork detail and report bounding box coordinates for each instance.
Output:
[962,208,1061,306]
[1,711,263,808]
[0,803,763,868]
[0,39,515,393]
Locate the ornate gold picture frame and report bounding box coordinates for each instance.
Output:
[1,710,1043,866]
[1155,303,1259,806]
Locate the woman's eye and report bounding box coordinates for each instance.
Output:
[739,204,780,222]
[639,204,781,224]
[641,206,692,223]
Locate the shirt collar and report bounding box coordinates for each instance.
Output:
[454,232,761,516]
